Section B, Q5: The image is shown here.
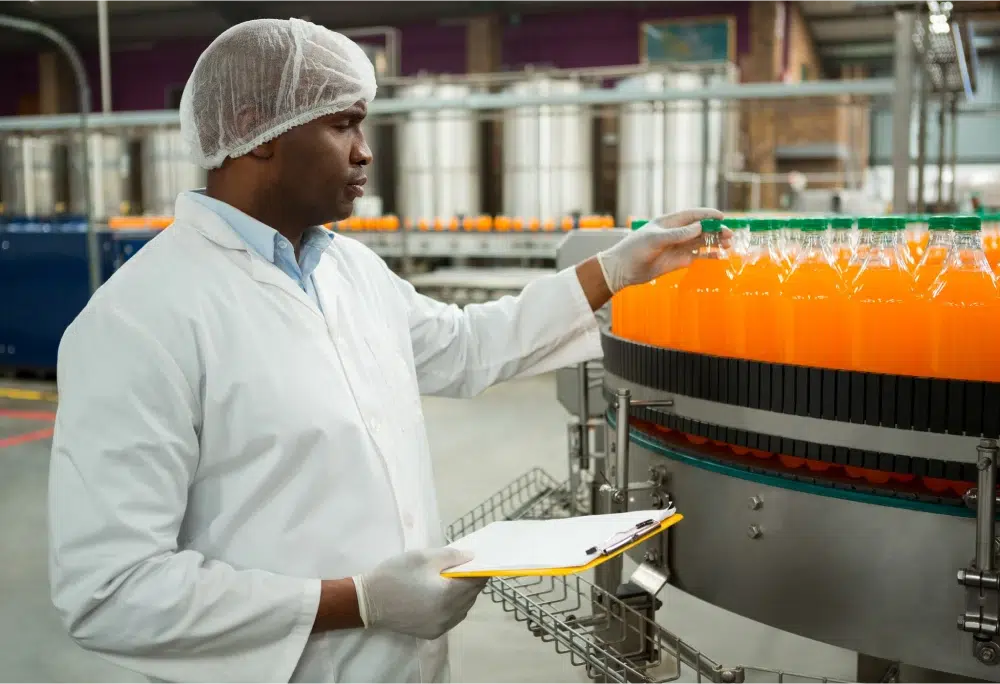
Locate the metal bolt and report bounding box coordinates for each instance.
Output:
[980,455,995,471]
[748,496,763,511]
[976,642,999,665]
[644,551,659,564]
[719,669,739,683]
[747,524,762,539]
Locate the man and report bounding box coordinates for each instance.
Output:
[48,17,723,684]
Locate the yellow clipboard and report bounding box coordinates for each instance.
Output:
[441,512,683,578]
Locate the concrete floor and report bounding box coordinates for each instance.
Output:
[0,374,858,683]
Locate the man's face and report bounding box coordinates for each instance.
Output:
[269,100,372,226]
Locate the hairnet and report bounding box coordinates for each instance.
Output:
[179,18,377,169]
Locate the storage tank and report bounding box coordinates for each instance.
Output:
[396,81,481,222]
[140,130,207,216]
[67,132,130,220]
[502,77,593,221]
[0,135,57,217]
[616,69,731,222]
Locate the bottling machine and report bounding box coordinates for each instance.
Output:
[447,229,1000,683]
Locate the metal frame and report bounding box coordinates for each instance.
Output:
[0,78,896,133]
[602,370,985,465]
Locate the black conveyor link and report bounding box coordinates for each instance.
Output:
[603,401,965,509]
[600,332,984,482]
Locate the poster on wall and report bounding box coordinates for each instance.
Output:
[640,16,735,64]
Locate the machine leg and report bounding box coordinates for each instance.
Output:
[958,439,1000,668]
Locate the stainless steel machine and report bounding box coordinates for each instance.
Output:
[447,229,1000,683]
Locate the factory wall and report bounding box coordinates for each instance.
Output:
[0,2,752,116]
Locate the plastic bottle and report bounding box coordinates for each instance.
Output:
[928,215,1000,382]
[674,218,733,356]
[730,219,786,363]
[784,218,803,267]
[913,215,954,294]
[726,218,751,276]
[984,212,1000,273]
[894,217,916,273]
[783,218,849,370]
[829,217,855,272]
[850,217,925,376]
[843,216,876,287]
[773,218,795,274]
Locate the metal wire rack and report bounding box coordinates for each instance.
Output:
[446,467,848,684]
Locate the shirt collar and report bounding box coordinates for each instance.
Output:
[184,190,334,265]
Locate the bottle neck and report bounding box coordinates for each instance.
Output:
[927,230,953,248]
[953,231,983,252]
[795,231,836,265]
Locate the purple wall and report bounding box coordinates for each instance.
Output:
[0,4,750,116]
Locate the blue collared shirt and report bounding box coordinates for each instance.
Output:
[186,191,333,310]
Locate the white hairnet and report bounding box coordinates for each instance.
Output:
[180,18,377,169]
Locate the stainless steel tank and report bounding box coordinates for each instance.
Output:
[67,132,130,220]
[502,77,593,221]
[140,130,207,216]
[0,135,57,217]
[616,71,704,222]
[396,81,481,221]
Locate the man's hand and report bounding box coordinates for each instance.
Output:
[596,209,728,294]
[352,548,488,640]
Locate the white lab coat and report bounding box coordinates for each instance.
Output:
[48,193,603,683]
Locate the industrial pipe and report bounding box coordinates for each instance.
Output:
[0,14,99,296]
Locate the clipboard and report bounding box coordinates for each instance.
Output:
[442,510,683,578]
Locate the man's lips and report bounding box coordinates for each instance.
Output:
[346,176,367,198]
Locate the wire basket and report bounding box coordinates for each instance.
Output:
[446,467,847,684]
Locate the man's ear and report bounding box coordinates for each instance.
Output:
[234,107,274,159]
[248,140,275,160]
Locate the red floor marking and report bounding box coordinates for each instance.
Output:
[0,409,57,421]
[0,426,55,450]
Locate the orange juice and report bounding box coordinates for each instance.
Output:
[730,219,785,363]
[913,215,953,294]
[784,219,849,370]
[850,218,925,376]
[928,216,1000,382]
[651,269,687,348]
[674,219,733,356]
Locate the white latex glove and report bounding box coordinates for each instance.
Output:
[596,208,727,294]
[353,548,488,640]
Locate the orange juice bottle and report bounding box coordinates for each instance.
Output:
[928,215,1000,382]
[674,219,733,356]
[784,218,804,268]
[829,217,855,272]
[913,215,954,294]
[783,218,849,370]
[730,219,786,363]
[850,217,925,376]
[893,217,916,273]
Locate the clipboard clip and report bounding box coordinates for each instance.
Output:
[585,518,658,557]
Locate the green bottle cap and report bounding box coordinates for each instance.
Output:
[871,217,895,232]
[725,218,749,229]
[954,215,982,231]
[928,215,953,230]
[800,218,829,231]
[771,218,789,229]
[830,217,854,230]
[701,219,723,232]
[748,218,772,232]
[858,217,878,230]
[788,218,805,229]
[630,219,647,230]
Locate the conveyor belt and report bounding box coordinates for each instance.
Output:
[601,331,990,485]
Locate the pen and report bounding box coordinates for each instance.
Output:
[585,519,658,555]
